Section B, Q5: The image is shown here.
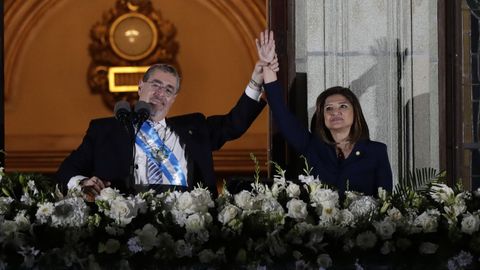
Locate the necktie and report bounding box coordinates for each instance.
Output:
[147,157,162,184]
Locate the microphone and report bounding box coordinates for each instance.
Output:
[114,100,132,126]
[134,101,152,125]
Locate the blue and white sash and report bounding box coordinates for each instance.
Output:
[135,121,187,187]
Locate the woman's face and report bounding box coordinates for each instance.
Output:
[323,94,354,133]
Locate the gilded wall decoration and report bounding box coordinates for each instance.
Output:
[87,0,179,109]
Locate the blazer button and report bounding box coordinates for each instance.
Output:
[355,151,361,156]
[188,130,193,135]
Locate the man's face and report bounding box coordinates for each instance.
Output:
[138,70,178,120]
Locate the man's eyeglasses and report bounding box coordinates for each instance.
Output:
[146,80,177,97]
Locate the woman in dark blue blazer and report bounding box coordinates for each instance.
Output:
[259,34,392,196]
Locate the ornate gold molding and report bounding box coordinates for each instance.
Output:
[88,0,179,109]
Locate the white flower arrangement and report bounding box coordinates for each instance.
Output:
[0,166,480,269]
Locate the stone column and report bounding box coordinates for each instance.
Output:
[296,0,439,184]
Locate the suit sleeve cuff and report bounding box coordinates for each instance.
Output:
[67,175,88,191]
[245,85,262,102]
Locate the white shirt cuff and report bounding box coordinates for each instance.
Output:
[67,175,88,191]
[245,85,262,102]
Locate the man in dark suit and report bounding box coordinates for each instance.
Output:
[57,36,278,200]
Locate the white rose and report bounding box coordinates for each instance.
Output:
[109,198,137,226]
[176,192,195,214]
[461,213,480,235]
[234,191,255,210]
[355,231,377,250]
[419,242,438,254]
[430,184,454,203]
[373,219,396,240]
[286,183,301,198]
[98,187,119,201]
[286,199,308,220]
[185,213,210,232]
[218,204,240,225]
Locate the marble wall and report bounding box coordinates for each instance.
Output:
[296,0,440,183]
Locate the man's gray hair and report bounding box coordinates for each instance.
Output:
[142,64,181,91]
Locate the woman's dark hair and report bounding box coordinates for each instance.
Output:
[314,86,370,144]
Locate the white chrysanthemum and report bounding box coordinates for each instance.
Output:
[98,239,120,254]
[286,198,308,220]
[355,231,377,249]
[373,219,396,240]
[135,223,159,251]
[218,204,240,225]
[319,200,338,222]
[0,197,14,215]
[336,209,355,227]
[234,190,255,210]
[175,240,193,258]
[286,182,301,198]
[418,242,438,254]
[461,213,480,235]
[261,197,284,217]
[310,188,339,208]
[51,197,89,227]
[35,202,54,224]
[348,196,378,219]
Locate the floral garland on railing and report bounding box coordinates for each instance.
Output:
[1,163,480,270]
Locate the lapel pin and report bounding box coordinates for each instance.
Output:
[356,151,361,156]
